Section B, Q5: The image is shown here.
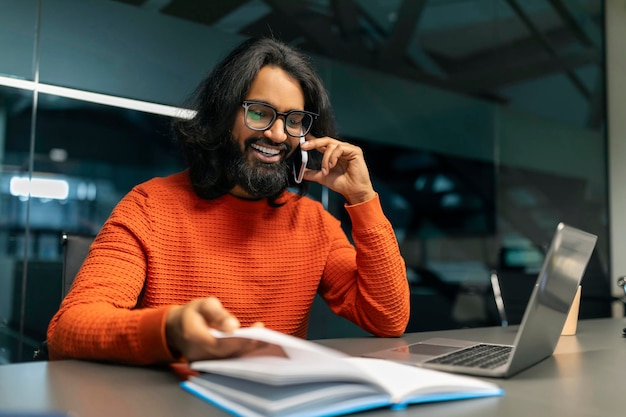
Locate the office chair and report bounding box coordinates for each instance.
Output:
[489,267,537,326]
[60,233,95,299]
[33,232,95,360]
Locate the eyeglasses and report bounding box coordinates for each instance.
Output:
[242,101,318,138]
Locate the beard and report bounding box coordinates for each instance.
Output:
[224,135,292,199]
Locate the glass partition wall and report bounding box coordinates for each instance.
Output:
[0,0,608,363]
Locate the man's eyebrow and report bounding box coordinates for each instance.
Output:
[246,99,305,112]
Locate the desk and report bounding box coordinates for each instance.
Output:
[0,318,625,417]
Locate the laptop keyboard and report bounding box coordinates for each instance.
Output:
[425,344,513,369]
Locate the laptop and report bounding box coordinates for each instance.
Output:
[365,222,597,378]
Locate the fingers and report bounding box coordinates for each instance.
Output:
[301,136,361,175]
[196,297,240,331]
[319,141,344,175]
[165,297,265,362]
[301,136,375,204]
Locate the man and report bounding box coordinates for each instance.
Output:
[47,37,410,364]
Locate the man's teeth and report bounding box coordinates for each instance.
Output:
[251,144,280,156]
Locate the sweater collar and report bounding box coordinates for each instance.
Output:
[211,191,295,212]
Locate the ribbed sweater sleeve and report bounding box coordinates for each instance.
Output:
[319,196,410,336]
[47,171,409,364]
[47,186,176,364]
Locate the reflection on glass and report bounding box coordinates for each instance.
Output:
[0,87,187,363]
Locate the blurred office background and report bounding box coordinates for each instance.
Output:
[1,0,623,363]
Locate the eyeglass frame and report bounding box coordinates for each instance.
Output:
[241,100,318,138]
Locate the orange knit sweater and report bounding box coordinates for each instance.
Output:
[47,171,410,364]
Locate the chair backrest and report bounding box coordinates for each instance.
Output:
[490,268,537,326]
[61,233,95,297]
[33,233,95,360]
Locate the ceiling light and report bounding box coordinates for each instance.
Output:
[10,176,69,200]
[0,75,196,119]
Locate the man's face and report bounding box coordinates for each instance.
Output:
[228,66,305,199]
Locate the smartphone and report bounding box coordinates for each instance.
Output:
[293,136,308,183]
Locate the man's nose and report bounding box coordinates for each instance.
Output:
[264,117,288,142]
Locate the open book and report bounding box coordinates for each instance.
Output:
[180,327,503,417]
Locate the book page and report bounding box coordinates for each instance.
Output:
[345,357,503,403]
[187,374,388,415]
[191,327,502,403]
[191,327,368,385]
[191,353,376,386]
[207,327,349,360]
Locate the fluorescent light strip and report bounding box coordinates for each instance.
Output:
[10,176,69,200]
[0,75,196,119]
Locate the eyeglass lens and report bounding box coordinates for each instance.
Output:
[244,102,313,137]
